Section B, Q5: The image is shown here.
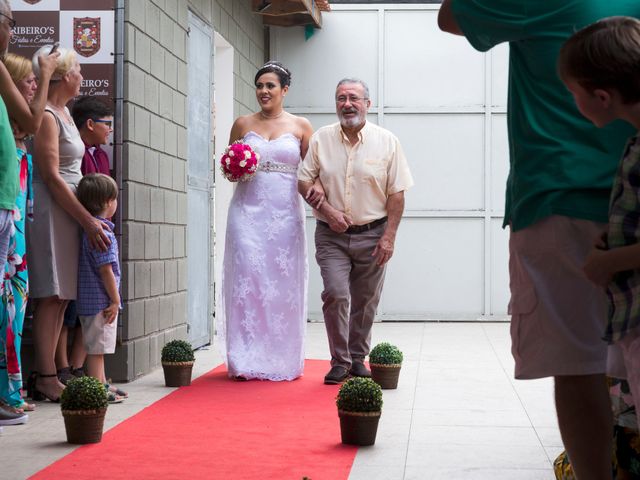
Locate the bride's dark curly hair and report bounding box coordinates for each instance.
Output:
[254,61,292,88]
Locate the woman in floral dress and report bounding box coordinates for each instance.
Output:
[0,53,36,411]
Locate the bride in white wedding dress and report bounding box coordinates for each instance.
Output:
[218,62,323,381]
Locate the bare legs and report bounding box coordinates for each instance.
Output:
[86,354,107,384]
[55,324,87,373]
[69,326,87,371]
[54,325,69,369]
[32,297,68,399]
[555,374,613,480]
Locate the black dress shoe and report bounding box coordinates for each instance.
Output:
[324,366,349,385]
[349,361,371,378]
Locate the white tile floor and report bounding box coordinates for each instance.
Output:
[346,323,561,480]
[1,322,562,480]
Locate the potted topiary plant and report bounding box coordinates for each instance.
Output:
[336,376,383,446]
[161,339,195,387]
[369,342,403,389]
[60,376,108,444]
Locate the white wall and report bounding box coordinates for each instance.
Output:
[272,3,511,320]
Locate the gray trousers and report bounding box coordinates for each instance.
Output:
[315,221,387,369]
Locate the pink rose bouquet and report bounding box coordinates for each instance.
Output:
[220,141,260,182]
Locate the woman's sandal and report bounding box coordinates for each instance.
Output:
[32,374,62,403]
[56,367,74,385]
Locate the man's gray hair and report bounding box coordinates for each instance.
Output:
[336,78,370,99]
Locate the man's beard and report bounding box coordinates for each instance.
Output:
[339,110,364,129]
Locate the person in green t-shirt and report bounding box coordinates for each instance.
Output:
[439,2,640,479]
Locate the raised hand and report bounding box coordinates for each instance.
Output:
[37,49,60,79]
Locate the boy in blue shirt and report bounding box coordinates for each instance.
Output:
[75,173,123,403]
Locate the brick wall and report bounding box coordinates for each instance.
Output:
[109,0,265,381]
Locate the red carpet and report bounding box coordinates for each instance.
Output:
[30,360,357,480]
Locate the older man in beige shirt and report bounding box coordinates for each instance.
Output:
[298,78,414,384]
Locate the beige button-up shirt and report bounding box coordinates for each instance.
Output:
[298,121,414,225]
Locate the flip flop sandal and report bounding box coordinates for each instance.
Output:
[107,384,128,398]
[104,384,125,403]
[106,390,124,404]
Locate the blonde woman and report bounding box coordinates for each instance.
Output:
[28,46,110,402]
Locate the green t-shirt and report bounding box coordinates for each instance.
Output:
[451,0,640,231]
[0,97,17,211]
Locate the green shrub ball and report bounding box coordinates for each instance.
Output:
[369,342,403,365]
[336,377,383,412]
[60,376,108,411]
[161,339,195,363]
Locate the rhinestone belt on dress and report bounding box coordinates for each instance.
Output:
[257,161,298,173]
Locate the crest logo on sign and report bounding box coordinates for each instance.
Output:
[73,17,100,58]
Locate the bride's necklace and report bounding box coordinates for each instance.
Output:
[260,109,284,120]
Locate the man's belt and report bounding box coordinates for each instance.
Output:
[317,216,387,234]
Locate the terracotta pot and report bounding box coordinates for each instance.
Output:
[338,410,381,446]
[370,363,401,389]
[62,408,107,444]
[162,361,194,387]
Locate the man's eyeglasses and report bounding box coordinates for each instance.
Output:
[93,119,113,128]
[336,95,367,104]
[0,12,16,30]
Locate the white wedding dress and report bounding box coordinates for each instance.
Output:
[218,131,308,381]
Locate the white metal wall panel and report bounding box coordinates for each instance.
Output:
[490,114,510,214]
[491,44,510,107]
[384,10,485,108]
[490,219,510,316]
[273,4,510,320]
[305,217,323,316]
[379,218,485,318]
[383,114,485,210]
[273,11,380,109]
